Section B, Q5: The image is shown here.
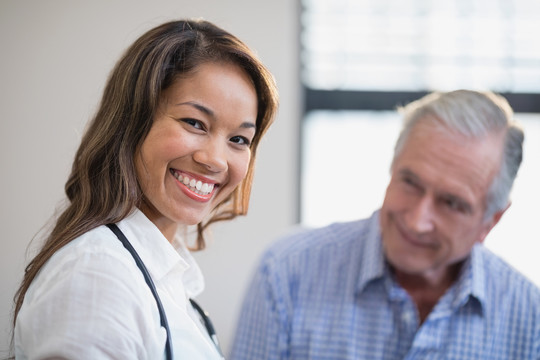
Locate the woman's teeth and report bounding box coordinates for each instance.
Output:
[172,171,215,195]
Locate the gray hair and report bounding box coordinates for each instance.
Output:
[392,90,524,220]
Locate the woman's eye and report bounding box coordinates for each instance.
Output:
[182,118,204,130]
[230,136,251,146]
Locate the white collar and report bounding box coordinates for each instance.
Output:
[115,208,205,298]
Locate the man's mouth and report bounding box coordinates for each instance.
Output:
[395,219,435,248]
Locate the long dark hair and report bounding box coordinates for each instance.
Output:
[13,19,278,328]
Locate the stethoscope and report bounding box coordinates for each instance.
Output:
[107,224,224,360]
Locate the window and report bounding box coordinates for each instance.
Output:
[300,0,540,285]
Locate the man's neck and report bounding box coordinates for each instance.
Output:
[393,262,463,324]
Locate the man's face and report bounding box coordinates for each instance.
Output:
[380,117,506,282]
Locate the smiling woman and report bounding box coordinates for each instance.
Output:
[11,19,278,360]
[136,62,259,240]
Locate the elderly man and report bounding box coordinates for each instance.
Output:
[231,90,540,359]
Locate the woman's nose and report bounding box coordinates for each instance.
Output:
[193,138,228,173]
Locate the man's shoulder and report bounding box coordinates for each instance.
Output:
[478,245,540,302]
[272,218,368,250]
[259,215,376,271]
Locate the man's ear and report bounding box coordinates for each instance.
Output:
[478,202,511,243]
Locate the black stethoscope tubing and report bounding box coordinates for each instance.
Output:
[107,223,223,359]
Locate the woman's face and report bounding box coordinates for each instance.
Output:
[135,62,258,241]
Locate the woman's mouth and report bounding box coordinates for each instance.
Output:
[170,169,217,200]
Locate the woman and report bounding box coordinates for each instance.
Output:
[12,19,278,359]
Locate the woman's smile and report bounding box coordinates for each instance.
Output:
[169,168,218,201]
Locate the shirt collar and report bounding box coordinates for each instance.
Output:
[115,208,205,298]
[355,210,486,313]
[452,243,486,310]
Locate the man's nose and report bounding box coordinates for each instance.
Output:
[407,197,436,233]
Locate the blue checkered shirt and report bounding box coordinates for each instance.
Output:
[230,211,540,359]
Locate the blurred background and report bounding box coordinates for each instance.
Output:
[1,0,539,356]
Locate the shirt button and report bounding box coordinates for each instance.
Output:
[401,310,414,323]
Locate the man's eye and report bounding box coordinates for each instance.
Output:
[445,198,460,210]
[403,177,417,187]
[442,197,470,214]
[230,136,251,146]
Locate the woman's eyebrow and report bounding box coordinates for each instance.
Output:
[176,100,257,129]
[240,122,256,129]
[175,101,214,117]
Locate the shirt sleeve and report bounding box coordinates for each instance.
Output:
[229,252,291,360]
[14,250,165,360]
[534,317,540,360]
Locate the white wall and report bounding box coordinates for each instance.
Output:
[0,0,299,356]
